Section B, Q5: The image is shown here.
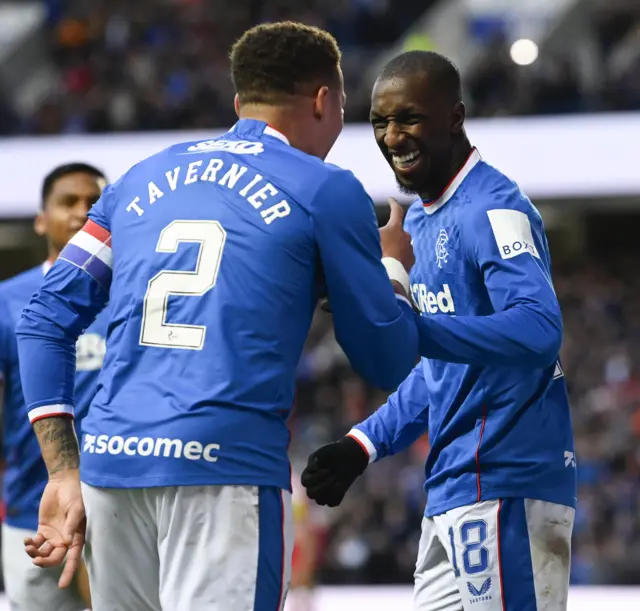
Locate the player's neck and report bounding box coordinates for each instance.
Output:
[420,136,473,202]
[237,105,319,158]
[47,246,60,264]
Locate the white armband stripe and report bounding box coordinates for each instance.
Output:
[347,428,377,463]
[28,404,74,424]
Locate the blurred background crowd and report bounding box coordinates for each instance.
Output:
[1,0,640,135]
[0,0,431,134]
[1,0,640,594]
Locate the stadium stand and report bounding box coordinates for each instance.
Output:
[3,0,432,134]
[2,0,640,134]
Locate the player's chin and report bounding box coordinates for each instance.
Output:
[392,158,428,194]
[394,172,424,196]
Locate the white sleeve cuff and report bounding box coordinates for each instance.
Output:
[28,404,74,424]
[381,257,410,295]
[347,428,378,463]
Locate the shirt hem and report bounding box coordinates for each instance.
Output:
[81,472,293,493]
[424,486,577,517]
[3,514,38,532]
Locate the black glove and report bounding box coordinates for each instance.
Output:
[301,436,369,507]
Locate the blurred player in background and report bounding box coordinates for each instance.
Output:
[0,163,110,611]
[14,22,419,611]
[303,51,576,611]
[286,470,319,611]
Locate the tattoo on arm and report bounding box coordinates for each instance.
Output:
[33,417,80,476]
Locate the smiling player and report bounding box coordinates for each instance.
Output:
[303,51,577,611]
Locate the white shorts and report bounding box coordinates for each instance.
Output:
[1,523,86,611]
[81,483,293,611]
[414,499,575,611]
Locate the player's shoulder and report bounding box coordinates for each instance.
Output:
[321,161,364,184]
[92,146,175,222]
[120,134,341,206]
[320,162,368,193]
[266,146,350,203]
[465,158,541,223]
[113,145,174,185]
[0,266,43,334]
[163,130,326,178]
[108,136,188,192]
[459,157,548,258]
[0,266,43,301]
[305,162,374,219]
[256,145,368,214]
[404,197,425,226]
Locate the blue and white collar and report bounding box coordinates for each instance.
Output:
[423,148,481,215]
[229,120,290,146]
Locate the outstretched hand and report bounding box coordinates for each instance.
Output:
[24,475,86,589]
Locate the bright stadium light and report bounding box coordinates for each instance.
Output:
[510,39,539,66]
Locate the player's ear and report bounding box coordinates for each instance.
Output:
[313,86,329,121]
[34,211,47,237]
[451,101,465,135]
[233,94,241,118]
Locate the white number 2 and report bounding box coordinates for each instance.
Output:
[140,220,226,350]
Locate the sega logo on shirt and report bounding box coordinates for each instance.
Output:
[184,139,264,155]
[486,208,540,260]
[83,434,220,462]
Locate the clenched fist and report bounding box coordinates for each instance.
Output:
[379,197,415,273]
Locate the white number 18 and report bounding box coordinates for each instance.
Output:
[139,220,227,350]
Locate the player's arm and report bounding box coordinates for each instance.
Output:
[301,363,429,507]
[17,187,115,589]
[16,188,114,474]
[348,362,429,461]
[311,170,418,390]
[416,202,562,368]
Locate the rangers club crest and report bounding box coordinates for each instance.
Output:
[435,228,449,268]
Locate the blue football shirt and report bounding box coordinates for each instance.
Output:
[16,119,419,492]
[350,149,577,517]
[0,264,108,530]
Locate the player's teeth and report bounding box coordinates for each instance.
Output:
[392,151,420,167]
[393,152,420,164]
